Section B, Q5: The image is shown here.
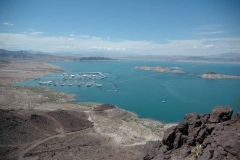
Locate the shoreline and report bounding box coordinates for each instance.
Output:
[0,59,177,130]
[107,58,240,64]
[6,60,176,124]
[0,61,65,85]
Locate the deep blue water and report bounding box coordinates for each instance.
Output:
[14,61,240,122]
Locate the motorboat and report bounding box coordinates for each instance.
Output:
[95,83,102,87]
[86,83,91,87]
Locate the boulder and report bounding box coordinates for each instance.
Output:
[222,140,240,156]
[196,128,208,143]
[184,112,199,122]
[205,123,215,133]
[162,126,176,149]
[176,120,188,135]
[173,132,183,149]
[208,106,233,123]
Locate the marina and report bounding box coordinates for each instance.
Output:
[38,72,106,88]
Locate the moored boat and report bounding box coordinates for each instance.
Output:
[95,83,102,87]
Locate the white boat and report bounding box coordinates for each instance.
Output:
[39,82,43,84]
[86,83,91,87]
[42,82,47,85]
[162,100,166,103]
[95,83,102,87]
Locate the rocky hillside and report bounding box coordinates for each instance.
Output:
[140,106,240,160]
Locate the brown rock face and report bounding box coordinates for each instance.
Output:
[208,106,233,123]
[140,106,240,160]
[162,126,176,149]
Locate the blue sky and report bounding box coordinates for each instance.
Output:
[0,0,240,55]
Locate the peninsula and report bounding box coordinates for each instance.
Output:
[200,71,240,79]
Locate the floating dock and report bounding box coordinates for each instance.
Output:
[78,72,107,78]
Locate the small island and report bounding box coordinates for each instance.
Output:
[135,66,169,72]
[172,69,185,74]
[201,71,240,79]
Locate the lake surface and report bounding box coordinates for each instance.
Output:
[14,61,240,122]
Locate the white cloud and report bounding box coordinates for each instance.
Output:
[0,32,239,55]
[29,32,43,36]
[92,36,101,40]
[193,46,199,49]
[205,45,215,48]
[69,34,74,37]
[3,22,14,26]
[22,31,43,36]
[196,31,226,35]
[58,45,70,49]
[80,35,91,38]
[192,25,226,36]
[193,24,221,30]
[67,38,74,41]
[89,46,126,51]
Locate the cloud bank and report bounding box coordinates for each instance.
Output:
[3,22,14,26]
[0,32,239,55]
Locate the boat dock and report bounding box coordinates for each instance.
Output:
[110,81,118,88]
[78,72,107,78]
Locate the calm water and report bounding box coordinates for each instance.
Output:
[14,61,240,122]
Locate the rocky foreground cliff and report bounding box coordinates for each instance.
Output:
[140,106,240,160]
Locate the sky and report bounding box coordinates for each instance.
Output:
[0,0,240,56]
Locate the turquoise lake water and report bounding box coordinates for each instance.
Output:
[14,61,240,122]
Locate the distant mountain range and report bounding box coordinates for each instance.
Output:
[0,49,239,63]
[121,53,240,62]
[0,49,71,61]
[0,49,33,59]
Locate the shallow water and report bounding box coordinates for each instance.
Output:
[14,61,240,122]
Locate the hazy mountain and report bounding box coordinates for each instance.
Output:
[0,49,72,61]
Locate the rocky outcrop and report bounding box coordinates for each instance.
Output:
[140,106,240,160]
[135,66,170,72]
[201,71,240,79]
